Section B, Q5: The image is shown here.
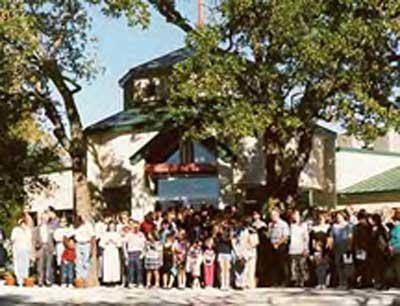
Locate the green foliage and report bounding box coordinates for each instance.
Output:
[169,0,400,145]
[166,0,400,205]
[0,0,173,217]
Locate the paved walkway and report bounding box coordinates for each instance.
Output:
[0,286,399,305]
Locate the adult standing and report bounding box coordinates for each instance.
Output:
[123,220,146,288]
[53,217,74,280]
[95,214,109,281]
[352,210,372,288]
[328,211,353,289]
[118,211,130,287]
[74,215,95,282]
[215,224,232,291]
[252,210,269,287]
[310,212,331,287]
[244,217,259,289]
[100,223,122,285]
[33,212,55,286]
[47,206,60,231]
[232,221,249,289]
[288,210,309,287]
[370,213,390,290]
[268,208,290,286]
[389,210,400,287]
[11,218,32,286]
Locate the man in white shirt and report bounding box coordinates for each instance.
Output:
[288,210,309,287]
[268,208,290,286]
[123,220,146,288]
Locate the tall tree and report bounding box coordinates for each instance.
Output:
[0,3,59,233]
[0,0,207,218]
[0,0,153,219]
[164,0,400,208]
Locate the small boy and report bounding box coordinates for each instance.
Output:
[61,238,76,288]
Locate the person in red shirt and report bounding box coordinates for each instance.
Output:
[61,238,76,287]
[141,212,155,235]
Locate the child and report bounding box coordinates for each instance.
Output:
[314,243,329,289]
[162,233,176,289]
[342,250,354,289]
[215,226,232,290]
[61,238,76,288]
[175,230,188,289]
[203,238,216,288]
[144,231,163,288]
[186,240,203,289]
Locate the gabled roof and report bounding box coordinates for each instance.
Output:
[342,166,400,194]
[118,48,194,87]
[85,108,168,134]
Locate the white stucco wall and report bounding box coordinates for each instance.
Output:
[87,131,158,189]
[130,159,156,221]
[234,133,329,190]
[25,170,73,213]
[386,130,400,153]
[336,149,400,191]
[87,131,158,220]
[338,129,400,153]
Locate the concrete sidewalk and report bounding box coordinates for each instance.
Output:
[0,286,399,305]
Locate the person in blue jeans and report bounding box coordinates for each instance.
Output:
[124,221,146,288]
[61,238,76,287]
[329,212,353,289]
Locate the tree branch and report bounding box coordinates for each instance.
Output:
[31,87,71,151]
[149,0,194,33]
[42,59,83,140]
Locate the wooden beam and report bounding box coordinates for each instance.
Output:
[145,163,217,175]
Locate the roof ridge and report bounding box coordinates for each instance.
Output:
[342,165,400,194]
[118,47,193,87]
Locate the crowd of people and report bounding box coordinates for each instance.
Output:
[5,204,400,290]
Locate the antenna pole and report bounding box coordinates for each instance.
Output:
[198,0,204,28]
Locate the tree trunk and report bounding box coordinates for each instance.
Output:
[263,125,314,212]
[43,55,99,286]
[72,163,92,219]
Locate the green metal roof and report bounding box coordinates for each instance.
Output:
[118,48,194,87]
[85,108,169,134]
[342,166,400,194]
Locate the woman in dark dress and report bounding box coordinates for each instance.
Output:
[370,213,390,289]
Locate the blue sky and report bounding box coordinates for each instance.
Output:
[76,2,199,127]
